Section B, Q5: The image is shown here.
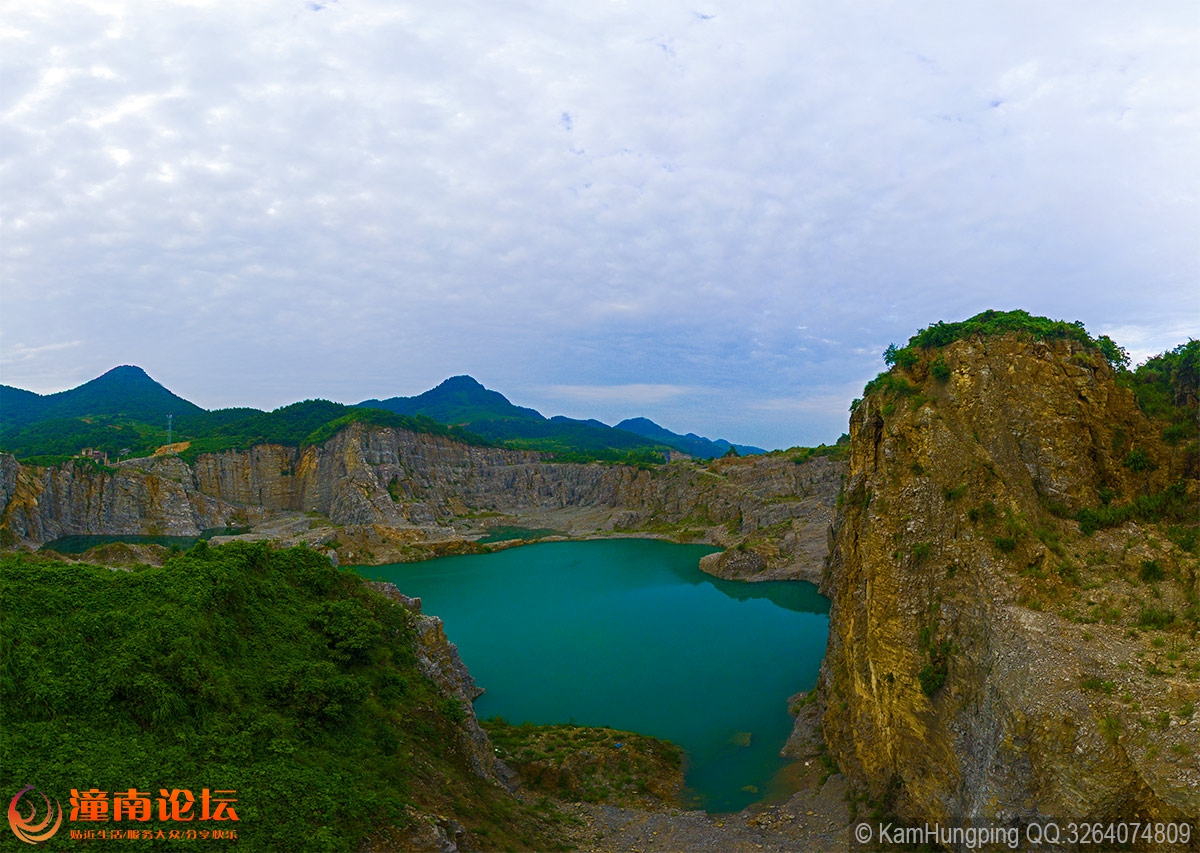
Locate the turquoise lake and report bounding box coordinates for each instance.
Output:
[360,538,830,813]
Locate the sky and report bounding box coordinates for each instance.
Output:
[1,1,1197,449]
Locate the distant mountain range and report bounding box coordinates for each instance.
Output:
[614,417,764,459]
[361,375,766,460]
[0,368,765,464]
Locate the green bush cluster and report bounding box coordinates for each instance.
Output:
[1137,606,1176,630]
[1121,340,1199,461]
[1124,340,1200,416]
[942,484,968,501]
[1122,447,1158,473]
[862,372,917,401]
[1076,482,1193,535]
[1139,560,1165,583]
[791,436,851,463]
[917,628,951,697]
[918,662,947,696]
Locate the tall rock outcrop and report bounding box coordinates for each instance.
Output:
[818,333,1199,828]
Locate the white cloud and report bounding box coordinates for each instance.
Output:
[547,384,696,406]
[1,0,1197,447]
[0,340,84,364]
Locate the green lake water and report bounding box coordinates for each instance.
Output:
[361,538,830,813]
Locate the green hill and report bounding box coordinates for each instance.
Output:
[0,365,203,429]
[0,366,210,463]
[0,544,562,851]
[361,375,544,424]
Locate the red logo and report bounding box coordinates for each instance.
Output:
[8,785,63,844]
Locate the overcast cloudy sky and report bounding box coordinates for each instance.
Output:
[2,1,1196,448]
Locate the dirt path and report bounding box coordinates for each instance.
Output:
[561,764,852,853]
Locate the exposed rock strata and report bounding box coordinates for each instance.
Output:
[0,455,243,542]
[1,426,843,580]
[816,334,1199,831]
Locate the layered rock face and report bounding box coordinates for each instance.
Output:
[0,454,241,542]
[818,334,1199,827]
[1,424,843,579]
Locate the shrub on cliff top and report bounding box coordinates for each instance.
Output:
[865,311,1130,403]
[905,309,1098,353]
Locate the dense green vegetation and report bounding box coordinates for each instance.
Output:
[2,415,169,466]
[1121,339,1200,449]
[0,400,490,465]
[175,404,490,463]
[469,416,669,465]
[0,545,559,852]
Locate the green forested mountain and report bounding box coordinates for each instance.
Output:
[0,384,45,426]
[0,365,203,429]
[361,375,544,424]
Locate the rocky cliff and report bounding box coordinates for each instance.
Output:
[817,333,1199,830]
[365,582,515,790]
[0,453,242,542]
[1,424,843,579]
